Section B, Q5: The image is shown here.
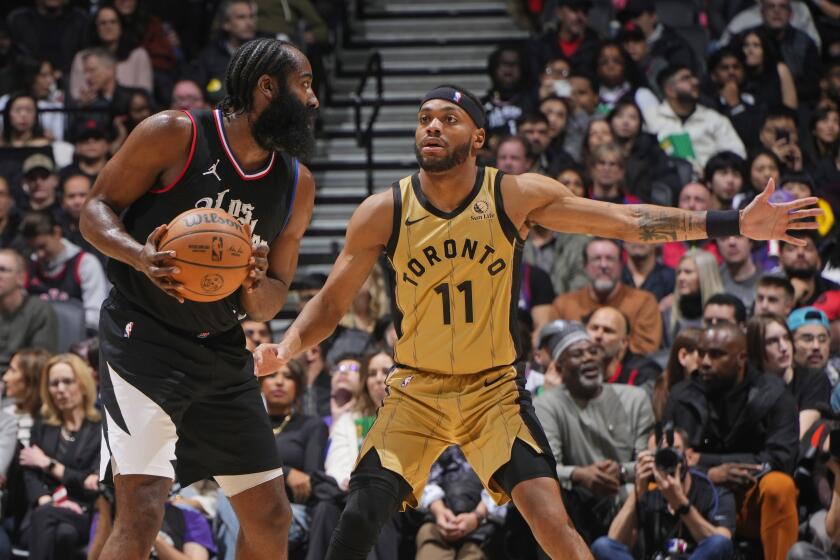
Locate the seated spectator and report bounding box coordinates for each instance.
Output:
[242,319,272,351]
[68,5,153,100]
[482,45,535,148]
[109,89,153,154]
[720,0,821,51]
[536,58,572,102]
[0,92,72,167]
[790,306,833,375]
[0,58,66,143]
[581,117,613,168]
[187,0,258,107]
[661,183,722,270]
[652,327,702,420]
[20,354,100,559]
[757,106,803,173]
[663,250,724,347]
[703,47,764,150]
[786,456,840,559]
[617,0,698,72]
[517,112,560,175]
[338,263,388,334]
[6,1,88,75]
[0,248,58,369]
[754,274,796,317]
[704,151,746,211]
[642,65,746,172]
[717,235,762,311]
[527,1,600,78]
[417,446,506,560]
[732,28,798,112]
[780,231,840,307]
[805,106,840,166]
[88,490,215,560]
[539,96,572,164]
[556,165,586,197]
[535,322,655,543]
[621,241,675,304]
[171,79,209,111]
[812,291,840,387]
[69,48,144,133]
[554,238,664,354]
[780,173,835,239]
[736,148,782,209]
[58,174,100,262]
[595,40,656,112]
[20,211,108,332]
[17,154,63,224]
[746,0,821,102]
[311,350,397,560]
[586,143,639,205]
[585,306,661,392]
[608,99,681,205]
[747,312,830,439]
[591,429,736,560]
[494,135,533,176]
[0,176,20,249]
[703,293,747,330]
[60,119,111,186]
[259,359,328,551]
[617,22,663,100]
[564,71,599,163]
[663,323,800,560]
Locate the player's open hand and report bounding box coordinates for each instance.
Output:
[254,342,292,376]
[740,178,823,245]
[136,224,184,303]
[243,243,269,293]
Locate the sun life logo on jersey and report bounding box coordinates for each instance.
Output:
[124,321,134,338]
[470,199,495,221]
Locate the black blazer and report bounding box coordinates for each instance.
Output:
[24,416,100,508]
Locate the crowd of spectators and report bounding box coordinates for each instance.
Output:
[1,0,840,559]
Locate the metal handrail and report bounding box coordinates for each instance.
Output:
[351,51,383,196]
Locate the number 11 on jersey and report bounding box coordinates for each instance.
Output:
[434,281,473,325]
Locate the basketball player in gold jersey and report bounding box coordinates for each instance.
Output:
[254,85,820,558]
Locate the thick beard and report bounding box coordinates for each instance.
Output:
[251,91,317,162]
[415,141,471,173]
[786,265,818,280]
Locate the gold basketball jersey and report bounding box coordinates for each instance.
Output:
[386,166,522,375]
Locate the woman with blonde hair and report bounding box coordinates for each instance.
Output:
[664,249,724,346]
[339,263,390,333]
[19,354,101,559]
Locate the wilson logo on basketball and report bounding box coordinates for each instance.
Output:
[185,212,244,232]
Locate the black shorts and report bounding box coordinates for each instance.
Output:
[98,295,281,489]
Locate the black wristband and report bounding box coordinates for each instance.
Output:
[675,502,692,517]
[706,210,741,238]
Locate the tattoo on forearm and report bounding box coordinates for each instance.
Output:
[630,208,704,242]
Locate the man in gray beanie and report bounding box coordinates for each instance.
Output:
[535,321,655,544]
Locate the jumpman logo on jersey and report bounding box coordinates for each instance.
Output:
[203,159,221,182]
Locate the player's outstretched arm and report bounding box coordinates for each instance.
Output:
[507,173,822,246]
[80,111,194,301]
[254,190,393,375]
[239,164,315,321]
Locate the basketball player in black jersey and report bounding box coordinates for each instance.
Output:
[254,85,822,559]
[80,39,317,560]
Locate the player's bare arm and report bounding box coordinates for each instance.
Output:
[503,173,822,246]
[240,164,315,321]
[80,110,193,301]
[254,189,393,375]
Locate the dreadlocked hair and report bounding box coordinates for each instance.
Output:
[220,38,300,114]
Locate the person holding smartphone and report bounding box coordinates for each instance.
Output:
[592,429,736,560]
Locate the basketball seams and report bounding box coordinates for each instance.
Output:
[168,257,249,270]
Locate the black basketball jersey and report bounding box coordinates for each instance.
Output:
[108,109,299,335]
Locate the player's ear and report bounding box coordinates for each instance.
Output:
[256,74,275,101]
[473,128,486,150]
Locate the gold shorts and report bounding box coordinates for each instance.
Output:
[357,365,548,509]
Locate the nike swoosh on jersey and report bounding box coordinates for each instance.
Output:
[404,216,428,226]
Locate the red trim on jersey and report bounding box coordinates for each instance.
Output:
[73,252,84,285]
[627,368,639,386]
[607,363,622,384]
[213,109,275,180]
[151,110,197,194]
[810,423,826,449]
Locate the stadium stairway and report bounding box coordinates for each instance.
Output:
[271,0,527,329]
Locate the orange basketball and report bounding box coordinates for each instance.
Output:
[159,208,253,302]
